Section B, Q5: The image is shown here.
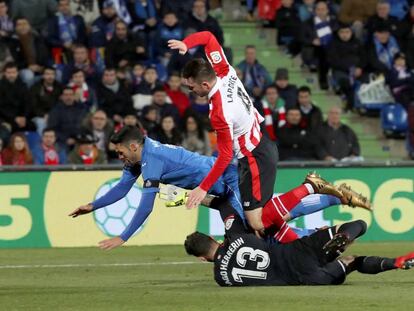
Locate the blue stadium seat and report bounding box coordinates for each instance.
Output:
[381,104,408,138]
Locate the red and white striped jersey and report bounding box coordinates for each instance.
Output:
[183,31,264,191]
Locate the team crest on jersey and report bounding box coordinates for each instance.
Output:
[210,51,222,64]
[224,216,235,230]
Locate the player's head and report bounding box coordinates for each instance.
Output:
[110,126,145,165]
[182,58,216,97]
[184,231,219,262]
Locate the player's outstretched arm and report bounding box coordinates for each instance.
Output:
[70,169,138,218]
[68,203,94,217]
[167,39,188,55]
[99,191,157,250]
[170,31,229,77]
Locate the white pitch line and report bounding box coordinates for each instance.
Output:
[0,261,204,270]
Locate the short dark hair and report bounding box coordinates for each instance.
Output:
[110,125,144,145]
[152,86,165,95]
[245,44,256,50]
[182,58,216,83]
[42,127,55,135]
[184,232,214,257]
[264,85,278,93]
[62,86,74,93]
[104,67,116,73]
[3,62,18,71]
[298,86,312,95]
[43,66,56,73]
[71,69,85,77]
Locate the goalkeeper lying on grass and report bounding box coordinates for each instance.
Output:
[69,126,371,249]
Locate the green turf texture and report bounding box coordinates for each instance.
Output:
[2,243,414,311]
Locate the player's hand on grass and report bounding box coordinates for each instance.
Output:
[168,39,188,55]
[186,186,207,209]
[69,203,94,218]
[99,237,125,250]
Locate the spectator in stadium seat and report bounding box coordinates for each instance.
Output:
[152,86,180,124]
[0,62,35,133]
[154,11,184,62]
[105,20,147,69]
[47,0,87,53]
[82,109,114,153]
[159,0,193,22]
[11,0,57,33]
[133,65,163,95]
[131,63,145,88]
[29,67,63,135]
[2,132,33,165]
[69,0,100,25]
[317,106,363,162]
[181,112,211,156]
[301,1,338,90]
[127,0,158,35]
[0,40,14,78]
[140,105,159,133]
[0,0,14,40]
[68,130,107,164]
[47,86,88,150]
[297,86,323,131]
[259,85,286,142]
[164,72,190,117]
[327,23,366,110]
[338,0,377,41]
[10,17,50,87]
[96,68,133,125]
[386,53,414,107]
[274,0,301,53]
[61,44,101,86]
[68,69,97,109]
[123,108,141,127]
[366,0,406,43]
[32,128,67,165]
[298,0,316,22]
[89,0,118,48]
[366,23,401,75]
[276,107,319,161]
[150,115,182,146]
[184,0,224,45]
[274,68,298,109]
[237,45,272,99]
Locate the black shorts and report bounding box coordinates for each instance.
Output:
[295,226,346,285]
[273,226,346,285]
[238,136,278,211]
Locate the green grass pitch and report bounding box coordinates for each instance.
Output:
[1,242,414,311]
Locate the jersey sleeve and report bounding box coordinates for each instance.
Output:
[92,168,138,210]
[199,97,234,192]
[182,31,229,78]
[141,153,164,194]
[119,191,156,241]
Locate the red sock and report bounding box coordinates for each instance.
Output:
[261,184,310,229]
[274,223,299,243]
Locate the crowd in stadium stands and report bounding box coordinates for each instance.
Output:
[0,0,412,166]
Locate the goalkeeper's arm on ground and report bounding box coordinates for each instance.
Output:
[91,169,138,210]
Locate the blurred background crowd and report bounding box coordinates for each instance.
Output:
[0,0,413,166]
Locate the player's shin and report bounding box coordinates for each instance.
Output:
[353,256,397,274]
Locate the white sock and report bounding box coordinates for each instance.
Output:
[304,183,314,194]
